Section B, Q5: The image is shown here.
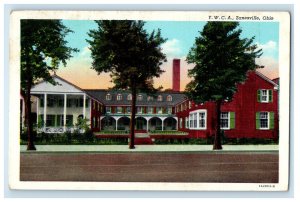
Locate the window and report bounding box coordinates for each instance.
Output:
[137,107,143,114]
[220,112,229,129]
[148,107,153,114]
[67,99,72,108]
[188,101,192,109]
[127,94,132,101]
[75,98,84,107]
[47,97,55,107]
[185,117,189,128]
[66,115,73,127]
[117,94,122,101]
[257,89,273,103]
[167,107,172,114]
[106,106,111,113]
[137,95,143,101]
[166,95,172,102]
[260,112,268,128]
[157,107,163,114]
[256,112,274,130]
[157,95,163,101]
[189,110,206,130]
[147,96,153,101]
[106,94,112,101]
[58,98,64,107]
[46,115,55,127]
[117,107,123,113]
[126,106,131,113]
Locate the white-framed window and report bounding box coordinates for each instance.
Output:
[117,94,122,101]
[148,107,153,114]
[106,94,112,101]
[137,94,143,101]
[167,107,172,114]
[127,94,132,101]
[137,106,143,114]
[220,112,229,129]
[261,90,268,102]
[157,107,163,114]
[188,101,192,109]
[256,111,275,130]
[117,106,123,113]
[157,95,163,101]
[185,117,189,128]
[166,95,172,102]
[258,89,273,103]
[106,106,111,113]
[189,109,207,130]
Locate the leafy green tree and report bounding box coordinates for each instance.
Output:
[87,20,166,149]
[21,20,78,150]
[186,22,263,150]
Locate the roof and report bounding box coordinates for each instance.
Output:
[84,89,186,107]
[255,71,279,87]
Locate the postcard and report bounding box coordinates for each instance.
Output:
[9,10,290,191]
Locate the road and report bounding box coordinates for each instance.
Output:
[20,152,278,183]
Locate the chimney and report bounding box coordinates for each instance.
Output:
[172,58,180,91]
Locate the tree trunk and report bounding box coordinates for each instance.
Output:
[24,45,36,150]
[213,100,222,150]
[129,84,136,149]
[25,82,36,150]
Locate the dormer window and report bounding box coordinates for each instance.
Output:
[157,95,163,101]
[117,94,122,101]
[137,94,143,101]
[167,95,172,102]
[127,94,132,101]
[106,94,111,101]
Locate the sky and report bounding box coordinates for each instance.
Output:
[56,20,279,90]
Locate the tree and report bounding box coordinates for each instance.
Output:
[87,20,166,149]
[21,20,78,150]
[186,22,263,150]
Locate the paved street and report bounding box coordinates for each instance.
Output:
[20,151,278,183]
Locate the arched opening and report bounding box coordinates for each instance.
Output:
[149,117,162,131]
[117,116,130,131]
[135,117,147,130]
[101,116,116,131]
[163,117,177,131]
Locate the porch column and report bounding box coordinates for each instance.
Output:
[160,117,167,131]
[83,93,86,119]
[146,120,149,132]
[43,93,47,129]
[36,97,39,128]
[63,94,67,132]
[174,117,178,130]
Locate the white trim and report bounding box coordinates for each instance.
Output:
[220,112,230,130]
[255,71,279,87]
[259,112,270,130]
[189,109,207,130]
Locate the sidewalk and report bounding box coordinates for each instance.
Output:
[20,144,279,152]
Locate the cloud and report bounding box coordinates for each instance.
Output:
[256,40,278,58]
[161,39,183,58]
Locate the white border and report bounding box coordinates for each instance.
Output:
[9,10,290,191]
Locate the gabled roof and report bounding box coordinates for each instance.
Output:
[255,71,279,87]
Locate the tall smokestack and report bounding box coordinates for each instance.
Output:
[172,58,180,91]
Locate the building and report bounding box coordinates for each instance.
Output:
[26,59,279,140]
[175,71,279,139]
